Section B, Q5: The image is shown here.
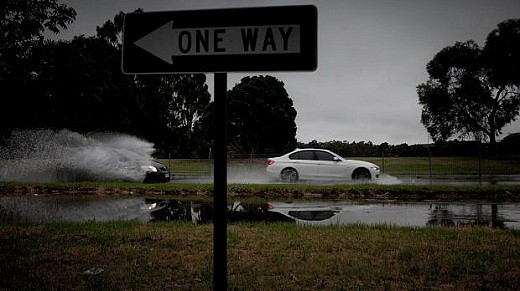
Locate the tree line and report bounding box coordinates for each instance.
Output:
[297,134,520,158]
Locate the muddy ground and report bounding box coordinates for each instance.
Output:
[1,183,520,202]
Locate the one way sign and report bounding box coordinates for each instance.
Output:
[135,24,301,61]
[122,5,317,74]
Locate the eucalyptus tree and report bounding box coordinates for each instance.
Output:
[227,75,297,155]
[417,19,520,152]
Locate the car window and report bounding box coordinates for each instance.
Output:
[289,150,315,160]
[315,151,335,161]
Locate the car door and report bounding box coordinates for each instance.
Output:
[288,150,318,178]
[315,151,346,179]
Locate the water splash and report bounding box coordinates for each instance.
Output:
[0,129,156,182]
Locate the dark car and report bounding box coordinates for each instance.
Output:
[142,161,171,183]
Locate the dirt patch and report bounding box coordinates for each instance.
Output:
[228,187,520,202]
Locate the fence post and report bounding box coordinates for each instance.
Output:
[381,151,385,173]
[168,152,171,173]
[208,147,212,176]
[478,141,482,185]
[428,146,433,185]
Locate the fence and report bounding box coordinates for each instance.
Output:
[158,153,271,177]
[364,156,520,184]
[158,155,520,184]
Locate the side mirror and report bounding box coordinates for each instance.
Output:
[333,157,341,162]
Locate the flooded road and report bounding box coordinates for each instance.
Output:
[1,196,519,229]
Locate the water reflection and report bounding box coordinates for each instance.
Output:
[0,196,150,223]
[266,201,520,229]
[147,199,294,223]
[427,203,506,228]
[1,196,519,229]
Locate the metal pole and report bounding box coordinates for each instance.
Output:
[213,72,227,290]
[428,146,433,185]
[478,141,482,185]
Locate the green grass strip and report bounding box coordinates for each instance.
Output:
[1,221,518,290]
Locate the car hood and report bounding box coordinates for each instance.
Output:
[344,159,379,168]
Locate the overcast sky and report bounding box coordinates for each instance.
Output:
[53,0,520,145]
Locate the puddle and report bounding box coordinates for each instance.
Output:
[268,201,520,229]
[0,196,151,223]
[1,196,519,229]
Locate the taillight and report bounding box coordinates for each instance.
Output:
[267,204,274,210]
[267,159,275,166]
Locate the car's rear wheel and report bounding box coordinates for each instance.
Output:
[281,168,299,182]
[352,168,371,180]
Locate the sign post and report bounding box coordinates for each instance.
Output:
[213,72,227,288]
[122,5,317,290]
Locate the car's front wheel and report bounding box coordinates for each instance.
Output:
[281,168,299,182]
[352,168,371,180]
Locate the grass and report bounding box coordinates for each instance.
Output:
[2,181,520,202]
[159,158,213,175]
[1,221,519,290]
[361,156,520,176]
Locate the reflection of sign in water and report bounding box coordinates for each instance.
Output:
[146,199,294,223]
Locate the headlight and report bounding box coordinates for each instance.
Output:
[371,166,380,171]
[146,166,158,172]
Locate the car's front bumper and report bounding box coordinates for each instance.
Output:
[144,171,171,183]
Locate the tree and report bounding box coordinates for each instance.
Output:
[25,36,144,134]
[417,19,520,152]
[226,75,297,155]
[95,11,126,47]
[95,11,212,157]
[166,74,211,156]
[134,74,211,157]
[0,0,76,138]
[0,0,76,62]
[1,5,212,157]
[12,8,210,157]
[96,9,143,48]
[498,132,520,156]
[131,75,177,156]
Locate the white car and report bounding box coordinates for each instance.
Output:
[266,148,380,182]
